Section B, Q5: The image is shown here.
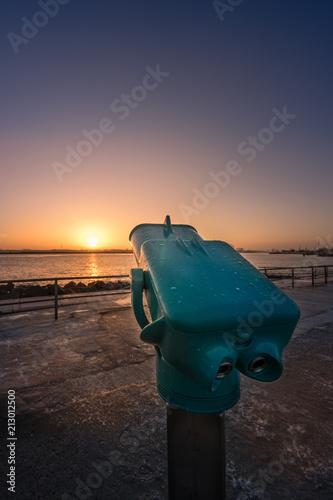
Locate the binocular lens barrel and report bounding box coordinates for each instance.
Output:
[216,362,233,379]
[248,356,269,373]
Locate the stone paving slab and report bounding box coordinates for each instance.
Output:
[0,284,332,499]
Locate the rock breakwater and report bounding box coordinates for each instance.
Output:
[0,280,130,300]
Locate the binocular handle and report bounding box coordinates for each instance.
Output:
[130,268,150,329]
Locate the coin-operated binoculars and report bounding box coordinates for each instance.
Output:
[129,216,300,499]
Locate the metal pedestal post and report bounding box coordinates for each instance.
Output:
[167,405,226,500]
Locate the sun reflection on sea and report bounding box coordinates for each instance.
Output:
[88,253,99,277]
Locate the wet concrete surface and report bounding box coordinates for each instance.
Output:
[0,285,332,499]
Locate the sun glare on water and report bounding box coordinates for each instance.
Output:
[87,236,99,248]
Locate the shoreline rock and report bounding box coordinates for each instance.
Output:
[0,279,130,300]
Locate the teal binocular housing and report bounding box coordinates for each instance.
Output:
[129,216,300,414]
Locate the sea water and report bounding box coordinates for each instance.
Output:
[0,252,331,282]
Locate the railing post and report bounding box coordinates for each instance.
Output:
[291,267,295,288]
[324,266,328,284]
[311,266,315,286]
[54,278,58,320]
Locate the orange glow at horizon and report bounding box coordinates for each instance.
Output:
[0,131,331,252]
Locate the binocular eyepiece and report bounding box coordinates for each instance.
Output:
[130,216,300,413]
[216,355,269,379]
[248,356,269,373]
[216,362,234,379]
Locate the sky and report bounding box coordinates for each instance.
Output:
[1,0,332,250]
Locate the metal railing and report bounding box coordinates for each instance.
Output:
[259,265,333,288]
[0,275,130,320]
[1,265,332,320]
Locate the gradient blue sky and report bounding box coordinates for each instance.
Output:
[1,0,332,250]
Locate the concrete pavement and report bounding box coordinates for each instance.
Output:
[0,284,332,499]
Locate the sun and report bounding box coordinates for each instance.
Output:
[87,236,99,248]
